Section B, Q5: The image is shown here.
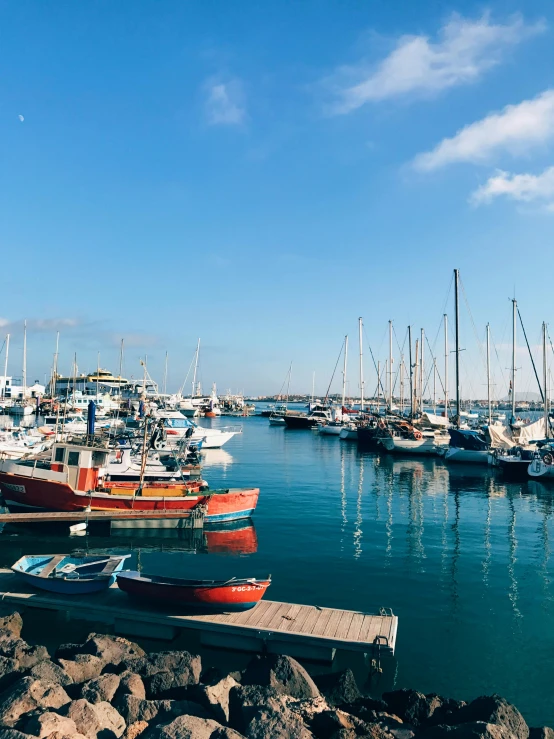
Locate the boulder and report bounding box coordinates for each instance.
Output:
[23,710,78,738]
[244,705,313,739]
[123,721,149,739]
[0,677,70,726]
[114,694,211,725]
[530,731,554,739]
[63,698,126,739]
[311,709,356,737]
[241,655,319,701]
[0,635,49,670]
[0,613,23,638]
[55,643,84,661]
[141,654,202,699]
[57,655,104,684]
[314,669,361,707]
[450,696,529,739]
[146,714,244,739]
[27,661,73,688]
[117,673,146,700]
[228,685,286,734]
[337,696,388,723]
[0,657,21,692]
[382,690,443,727]
[0,730,35,739]
[81,634,146,666]
[80,673,121,704]
[419,722,513,738]
[187,675,239,723]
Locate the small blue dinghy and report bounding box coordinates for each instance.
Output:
[11,554,131,594]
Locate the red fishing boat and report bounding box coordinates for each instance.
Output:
[116,571,271,611]
[0,439,259,523]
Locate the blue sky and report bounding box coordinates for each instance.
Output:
[2,0,554,399]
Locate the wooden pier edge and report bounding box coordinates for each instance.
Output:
[0,571,397,663]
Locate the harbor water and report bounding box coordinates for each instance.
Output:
[1,409,554,725]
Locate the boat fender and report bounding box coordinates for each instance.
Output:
[413,430,423,440]
[378,420,386,430]
[543,453,553,466]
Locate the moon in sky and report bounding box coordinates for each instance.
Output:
[18,115,24,122]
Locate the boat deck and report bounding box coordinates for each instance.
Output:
[0,570,397,662]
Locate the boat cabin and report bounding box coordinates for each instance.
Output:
[51,441,110,491]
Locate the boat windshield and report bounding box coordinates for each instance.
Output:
[166,418,192,429]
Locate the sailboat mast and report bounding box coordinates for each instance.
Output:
[420,328,424,411]
[96,352,100,401]
[414,339,419,416]
[444,314,448,419]
[511,299,517,423]
[400,355,404,415]
[358,317,364,412]
[192,339,200,397]
[408,326,413,418]
[543,322,548,436]
[377,360,381,415]
[3,334,9,400]
[286,362,292,408]
[341,336,348,408]
[311,371,315,405]
[388,320,393,412]
[433,358,437,415]
[163,351,168,396]
[53,331,59,399]
[454,269,460,427]
[486,323,491,426]
[22,320,27,402]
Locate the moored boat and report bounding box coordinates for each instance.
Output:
[12,553,130,594]
[116,571,271,611]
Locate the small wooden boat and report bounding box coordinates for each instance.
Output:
[12,554,131,594]
[117,571,271,612]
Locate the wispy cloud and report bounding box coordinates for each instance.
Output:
[324,13,544,114]
[204,78,246,126]
[414,90,554,171]
[471,166,554,208]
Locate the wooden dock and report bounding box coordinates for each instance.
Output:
[0,571,397,663]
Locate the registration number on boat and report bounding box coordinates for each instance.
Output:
[231,586,261,592]
[2,483,26,494]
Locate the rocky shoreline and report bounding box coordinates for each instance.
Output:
[0,610,549,739]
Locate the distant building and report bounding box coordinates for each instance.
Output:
[0,376,45,400]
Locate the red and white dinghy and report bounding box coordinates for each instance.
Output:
[0,440,259,523]
[116,571,271,612]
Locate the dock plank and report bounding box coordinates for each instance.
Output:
[344,612,364,642]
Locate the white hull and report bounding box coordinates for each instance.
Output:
[6,405,34,416]
[382,437,444,455]
[269,417,285,426]
[194,429,238,449]
[318,424,343,436]
[339,427,358,440]
[444,448,489,464]
[528,459,554,479]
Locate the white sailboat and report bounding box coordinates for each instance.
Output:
[319,336,348,436]
[7,321,34,416]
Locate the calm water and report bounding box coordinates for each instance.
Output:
[1,409,554,725]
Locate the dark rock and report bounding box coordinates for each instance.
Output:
[141,653,202,699]
[450,695,529,739]
[314,669,361,707]
[419,722,512,738]
[22,710,78,738]
[114,694,211,725]
[145,714,244,739]
[0,613,23,638]
[0,657,21,692]
[244,705,313,738]
[241,655,319,701]
[0,634,49,670]
[382,690,443,727]
[116,672,146,700]
[62,698,126,739]
[0,730,35,739]
[426,697,467,727]
[82,634,146,666]
[200,666,225,685]
[27,660,73,688]
[187,675,239,724]
[55,643,84,661]
[337,696,388,723]
[530,731,554,739]
[81,673,121,704]
[228,685,286,733]
[0,677,70,726]
[57,655,104,684]
[311,709,355,737]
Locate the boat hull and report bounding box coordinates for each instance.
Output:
[117,571,270,611]
[0,471,259,522]
[381,438,444,456]
[12,554,128,594]
[318,425,342,436]
[284,415,318,429]
[444,448,489,464]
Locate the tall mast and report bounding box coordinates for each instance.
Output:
[414,339,419,416]
[377,360,381,415]
[53,331,59,399]
[400,354,404,415]
[454,269,460,427]
[444,314,448,418]
[542,322,548,436]
[163,351,168,395]
[311,371,315,405]
[420,328,424,411]
[341,335,348,408]
[486,323,491,426]
[408,326,413,418]
[192,338,200,397]
[388,320,393,411]
[286,362,292,408]
[511,299,517,423]
[358,317,364,412]
[3,334,9,400]
[22,320,27,402]
[96,352,100,401]
[433,358,437,415]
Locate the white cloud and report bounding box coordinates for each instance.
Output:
[326,13,544,114]
[414,90,554,171]
[471,166,554,206]
[205,78,246,126]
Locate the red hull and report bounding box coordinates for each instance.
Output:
[117,571,270,611]
[0,471,259,522]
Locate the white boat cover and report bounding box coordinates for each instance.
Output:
[487,424,514,449]
[517,417,548,445]
[421,412,449,428]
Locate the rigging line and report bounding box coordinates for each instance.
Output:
[517,307,544,403]
[489,326,508,396]
[459,353,479,402]
[459,276,487,373]
[178,352,197,396]
[363,327,386,397]
[323,338,345,403]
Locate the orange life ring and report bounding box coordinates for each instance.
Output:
[413,430,423,440]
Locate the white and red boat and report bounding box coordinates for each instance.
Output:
[0,439,259,522]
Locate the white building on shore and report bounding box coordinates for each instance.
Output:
[0,376,45,400]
